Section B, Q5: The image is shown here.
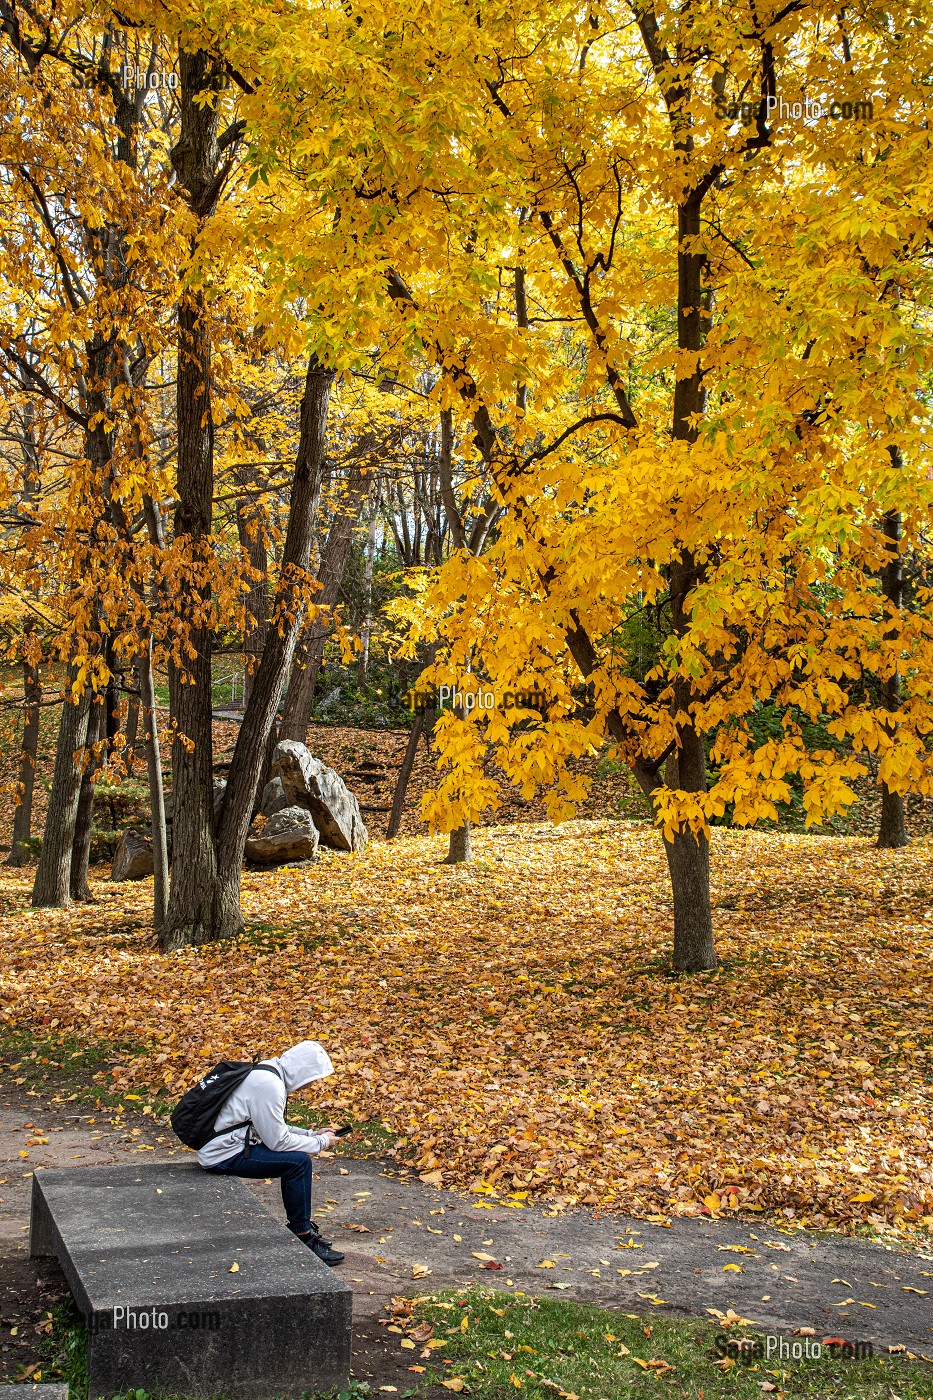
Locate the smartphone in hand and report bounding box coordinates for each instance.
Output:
[333,1125,353,1138]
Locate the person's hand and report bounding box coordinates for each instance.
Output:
[319,1130,339,1150]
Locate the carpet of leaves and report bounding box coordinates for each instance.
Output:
[1,820,931,1237]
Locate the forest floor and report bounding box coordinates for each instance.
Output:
[1,714,933,1395]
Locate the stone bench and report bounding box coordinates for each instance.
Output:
[0,1388,68,1399]
[29,1163,352,1400]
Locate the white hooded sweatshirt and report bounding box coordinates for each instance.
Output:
[197,1040,334,1168]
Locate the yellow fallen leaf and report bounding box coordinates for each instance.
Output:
[412,1264,431,1279]
[903,1287,928,1295]
[723,1264,744,1273]
[441,1380,466,1392]
[228,1262,239,1273]
[400,1339,415,1349]
[850,1192,875,1203]
[536,1260,555,1268]
[472,1251,497,1261]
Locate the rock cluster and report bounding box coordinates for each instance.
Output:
[111,741,367,880]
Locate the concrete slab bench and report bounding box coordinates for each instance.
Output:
[0,1388,68,1399]
[29,1162,352,1400]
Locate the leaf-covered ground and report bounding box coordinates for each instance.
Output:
[1,820,931,1237]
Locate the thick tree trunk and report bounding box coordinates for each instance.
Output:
[138,638,170,928]
[877,496,908,849]
[445,821,472,864]
[635,724,716,972]
[70,698,104,901]
[280,461,370,741]
[654,190,717,971]
[662,829,715,971]
[31,681,92,908]
[161,274,219,947]
[161,47,225,950]
[6,649,40,867]
[878,783,908,849]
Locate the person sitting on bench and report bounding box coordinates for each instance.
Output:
[198,1039,344,1265]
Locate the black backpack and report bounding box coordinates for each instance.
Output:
[170,1059,282,1150]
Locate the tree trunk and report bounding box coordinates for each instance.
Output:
[662,828,715,971]
[31,681,92,908]
[878,783,908,849]
[651,190,717,970]
[386,707,425,839]
[280,461,370,741]
[138,638,170,928]
[162,269,219,945]
[666,722,715,971]
[70,698,104,901]
[633,721,716,972]
[6,647,40,866]
[445,821,472,864]
[161,47,225,949]
[877,494,908,848]
[123,693,140,773]
[357,507,378,686]
[236,471,269,707]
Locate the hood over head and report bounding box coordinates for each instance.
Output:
[270,1040,334,1092]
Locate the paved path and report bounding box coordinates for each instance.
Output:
[3,1097,933,1372]
[289,1158,933,1353]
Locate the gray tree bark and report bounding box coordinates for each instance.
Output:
[70,698,104,901]
[386,707,426,839]
[31,681,92,908]
[161,47,226,948]
[6,644,40,867]
[877,487,908,849]
[139,638,170,928]
[445,821,472,864]
[280,461,371,741]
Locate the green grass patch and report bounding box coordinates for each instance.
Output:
[0,1026,165,1117]
[409,1288,933,1398]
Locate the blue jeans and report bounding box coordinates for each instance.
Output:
[207,1143,313,1235]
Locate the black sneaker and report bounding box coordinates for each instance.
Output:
[311,1220,334,1247]
[307,1235,344,1266]
[290,1223,334,1248]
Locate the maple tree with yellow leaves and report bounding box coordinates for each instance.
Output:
[0,0,931,975]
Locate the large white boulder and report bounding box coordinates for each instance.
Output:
[272,741,368,852]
